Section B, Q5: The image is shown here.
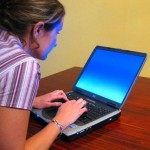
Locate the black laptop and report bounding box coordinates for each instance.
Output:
[31,46,147,141]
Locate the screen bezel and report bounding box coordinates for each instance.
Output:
[72,46,147,109]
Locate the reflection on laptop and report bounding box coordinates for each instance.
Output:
[31,46,147,141]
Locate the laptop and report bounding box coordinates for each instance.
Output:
[31,46,147,141]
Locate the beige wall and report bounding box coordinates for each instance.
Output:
[39,0,150,78]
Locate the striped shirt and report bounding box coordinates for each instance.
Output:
[0,30,41,110]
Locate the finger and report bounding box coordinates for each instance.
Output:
[60,93,69,101]
[80,107,88,113]
[54,90,69,101]
[53,95,68,102]
[46,102,62,107]
[76,98,87,108]
[55,90,64,95]
[50,102,63,107]
[58,90,66,95]
[76,98,84,103]
[54,90,61,94]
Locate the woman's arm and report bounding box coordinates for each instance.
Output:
[0,107,30,150]
[26,99,87,150]
[25,119,60,150]
[0,99,87,150]
[0,106,60,150]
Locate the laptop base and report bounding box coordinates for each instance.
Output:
[30,111,121,141]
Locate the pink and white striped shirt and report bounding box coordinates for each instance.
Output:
[0,30,41,110]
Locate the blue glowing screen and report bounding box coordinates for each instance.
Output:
[75,47,146,104]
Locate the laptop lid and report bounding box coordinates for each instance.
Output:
[72,46,147,109]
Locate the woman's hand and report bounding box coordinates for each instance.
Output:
[53,98,88,129]
[33,90,69,109]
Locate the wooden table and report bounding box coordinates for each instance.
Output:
[27,67,150,150]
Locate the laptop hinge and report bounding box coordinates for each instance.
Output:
[75,89,83,94]
[107,102,117,109]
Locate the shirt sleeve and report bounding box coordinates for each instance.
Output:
[0,59,41,110]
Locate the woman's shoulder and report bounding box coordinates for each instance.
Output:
[0,31,39,75]
[0,30,37,60]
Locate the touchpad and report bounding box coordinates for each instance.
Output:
[42,107,58,119]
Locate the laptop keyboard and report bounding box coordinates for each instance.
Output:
[67,92,111,125]
[42,92,112,126]
[76,102,111,125]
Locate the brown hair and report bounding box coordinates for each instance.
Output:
[0,0,65,40]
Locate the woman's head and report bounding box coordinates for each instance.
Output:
[0,0,65,37]
[0,0,65,60]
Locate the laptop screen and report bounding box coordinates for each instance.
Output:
[73,46,147,108]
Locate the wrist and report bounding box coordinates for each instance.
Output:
[51,119,63,132]
[52,117,68,130]
[33,97,40,108]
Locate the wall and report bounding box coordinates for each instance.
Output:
[39,0,150,78]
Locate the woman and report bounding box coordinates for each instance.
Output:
[0,0,87,150]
